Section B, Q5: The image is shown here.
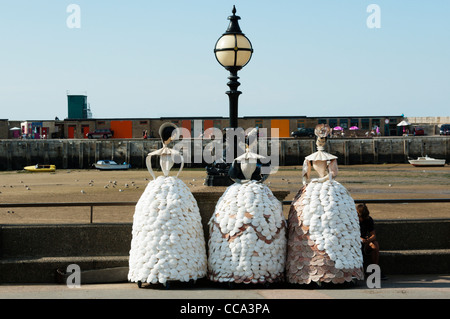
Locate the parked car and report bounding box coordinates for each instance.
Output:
[413,127,424,136]
[86,129,114,139]
[291,128,315,138]
[440,124,450,135]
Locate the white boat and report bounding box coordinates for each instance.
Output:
[408,156,446,167]
[93,160,131,170]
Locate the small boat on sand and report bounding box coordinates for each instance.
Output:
[24,164,56,172]
[93,160,131,170]
[408,156,446,167]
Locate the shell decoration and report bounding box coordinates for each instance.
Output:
[286,124,364,284]
[207,148,286,284]
[128,123,207,285]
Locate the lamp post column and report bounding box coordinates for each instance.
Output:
[205,5,253,186]
[226,68,242,129]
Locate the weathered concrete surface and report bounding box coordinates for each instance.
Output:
[0,256,128,284]
[1,136,449,170]
[376,219,450,250]
[0,224,132,258]
[0,275,449,300]
[1,218,449,283]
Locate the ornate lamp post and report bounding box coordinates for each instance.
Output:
[214,5,253,129]
[205,6,253,186]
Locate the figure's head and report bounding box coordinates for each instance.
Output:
[356,203,370,221]
[315,124,332,138]
[159,122,177,145]
[314,124,332,149]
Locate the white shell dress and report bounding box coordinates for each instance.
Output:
[207,149,287,285]
[286,125,364,285]
[128,124,207,287]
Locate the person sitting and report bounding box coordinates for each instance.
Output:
[357,203,387,280]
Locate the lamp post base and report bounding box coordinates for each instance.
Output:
[204,163,234,186]
[204,174,234,187]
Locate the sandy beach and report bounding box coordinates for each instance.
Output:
[0,164,449,224]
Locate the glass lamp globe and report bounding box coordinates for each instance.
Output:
[215,33,253,69]
[214,6,253,69]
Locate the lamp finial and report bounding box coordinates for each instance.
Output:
[225,5,242,34]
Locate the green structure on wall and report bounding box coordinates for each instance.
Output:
[67,93,91,119]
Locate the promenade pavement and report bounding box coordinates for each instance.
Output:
[1,274,448,299]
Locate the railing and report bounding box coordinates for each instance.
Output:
[1,198,449,224]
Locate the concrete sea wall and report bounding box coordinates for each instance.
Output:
[1,218,449,282]
[0,136,449,170]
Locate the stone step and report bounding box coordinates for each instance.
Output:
[1,219,449,283]
[1,249,449,283]
[378,249,450,275]
[0,256,128,283]
[0,224,132,258]
[375,219,450,251]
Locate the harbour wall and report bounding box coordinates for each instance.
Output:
[0,136,449,171]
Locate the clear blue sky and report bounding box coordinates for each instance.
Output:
[0,0,449,121]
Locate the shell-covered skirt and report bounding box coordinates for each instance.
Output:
[128,176,207,285]
[286,180,364,284]
[208,181,286,284]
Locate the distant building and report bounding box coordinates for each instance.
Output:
[60,115,406,139]
[4,115,448,140]
[407,116,450,135]
[20,120,64,139]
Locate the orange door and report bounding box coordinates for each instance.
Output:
[203,120,213,138]
[182,120,192,138]
[82,125,90,139]
[68,126,76,139]
[271,119,290,138]
[110,120,132,138]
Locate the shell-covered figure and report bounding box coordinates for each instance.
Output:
[128,123,207,287]
[207,147,287,285]
[286,124,364,285]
